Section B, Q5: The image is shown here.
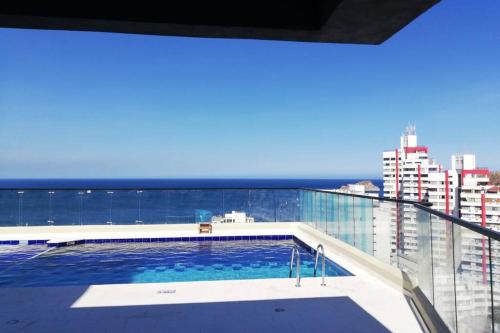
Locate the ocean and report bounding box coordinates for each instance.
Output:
[0,179,383,227]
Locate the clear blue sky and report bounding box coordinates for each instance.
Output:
[1,0,499,179]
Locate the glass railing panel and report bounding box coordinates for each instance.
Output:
[399,203,419,265]
[372,199,396,265]
[310,191,318,229]
[298,190,305,225]
[104,190,137,224]
[273,189,300,222]
[430,215,457,332]
[453,224,493,332]
[166,190,224,224]
[353,197,373,255]
[326,192,338,238]
[82,190,112,225]
[491,237,499,332]
[415,208,433,304]
[317,192,327,234]
[219,189,249,218]
[40,190,91,226]
[245,189,274,222]
[338,194,354,246]
[0,190,21,226]
[138,190,170,224]
[300,190,314,227]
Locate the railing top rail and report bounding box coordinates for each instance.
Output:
[300,188,427,206]
[0,187,305,191]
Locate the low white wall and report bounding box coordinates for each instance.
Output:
[0,222,299,241]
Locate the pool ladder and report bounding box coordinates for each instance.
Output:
[314,244,326,286]
[289,245,301,287]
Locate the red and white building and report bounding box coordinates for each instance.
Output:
[382,125,458,262]
[383,127,500,329]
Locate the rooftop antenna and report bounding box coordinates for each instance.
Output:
[405,123,416,136]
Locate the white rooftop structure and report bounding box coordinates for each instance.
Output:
[211,211,254,224]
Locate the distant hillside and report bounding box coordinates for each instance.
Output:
[491,171,500,185]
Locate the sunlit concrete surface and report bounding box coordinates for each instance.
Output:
[0,276,423,333]
[0,223,297,243]
[0,223,426,332]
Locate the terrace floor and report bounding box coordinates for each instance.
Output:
[0,276,423,333]
[0,223,426,332]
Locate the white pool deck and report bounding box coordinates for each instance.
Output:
[0,223,426,333]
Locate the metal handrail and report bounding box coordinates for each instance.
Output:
[314,244,326,286]
[289,245,301,287]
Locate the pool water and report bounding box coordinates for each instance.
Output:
[0,239,351,287]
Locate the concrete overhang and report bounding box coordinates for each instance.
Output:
[0,1,440,44]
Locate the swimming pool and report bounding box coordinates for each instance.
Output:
[0,239,351,287]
